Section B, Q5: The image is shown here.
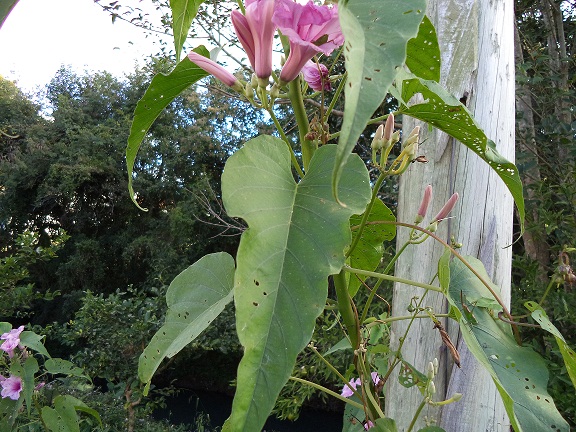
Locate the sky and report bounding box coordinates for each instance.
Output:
[0,0,169,93]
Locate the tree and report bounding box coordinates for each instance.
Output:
[386,1,515,430]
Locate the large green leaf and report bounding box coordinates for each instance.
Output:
[406,15,441,82]
[126,46,209,210]
[0,0,19,29]
[524,301,576,390]
[333,0,425,202]
[399,76,525,230]
[348,198,395,296]
[169,0,204,62]
[221,136,371,431]
[443,256,569,432]
[45,359,88,380]
[138,252,235,393]
[20,331,50,358]
[42,395,99,432]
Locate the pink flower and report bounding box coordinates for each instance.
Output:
[1,325,24,358]
[302,61,331,91]
[364,420,375,430]
[1,375,22,400]
[231,0,277,81]
[341,377,360,398]
[371,372,381,386]
[187,52,243,91]
[273,0,344,84]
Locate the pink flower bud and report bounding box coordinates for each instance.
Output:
[301,61,331,92]
[432,193,459,223]
[187,52,243,91]
[415,185,433,223]
[384,113,394,142]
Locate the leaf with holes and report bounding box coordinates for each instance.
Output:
[126,46,209,210]
[406,15,440,82]
[42,395,101,432]
[138,252,235,394]
[221,136,371,431]
[170,0,205,62]
[524,301,576,391]
[45,359,88,380]
[443,256,569,432]
[348,198,395,296]
[333,0,425,203]
[398,76,525,230]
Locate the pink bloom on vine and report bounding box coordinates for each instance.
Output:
[231,0,276,81]
[415,185,433,224]
[302,61,331,91]
[364,420,375,430]
[341,377,360,398]
[432,193,459,223]
[187,52,242,91]
[1,375,22,400]
[371,372,381,386]
[0,325,24,358]
[273,0,344,84]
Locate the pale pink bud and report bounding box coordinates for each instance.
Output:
[384,113,394,142]
[416,185,433,223]
[432,193,459,222]
[371,124,385,150]
[301,61,331,91]
[187,52,243,91]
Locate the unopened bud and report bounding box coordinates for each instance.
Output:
[384,113,395,142]
[433,358,439,375]
[245,82,255,100]
[415,185,433,224]
[427,381,436,395]
[426,362,435,379]
[390,130,400,146]
[432,193,459,223]
[270,83,280,99]
[251,73,258,88]
[403,126,420,148]
[452,393,463,402]
[371,124,385,150]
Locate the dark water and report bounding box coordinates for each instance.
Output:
[155,389,343,431]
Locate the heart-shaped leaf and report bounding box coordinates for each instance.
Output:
[222,136,371,431]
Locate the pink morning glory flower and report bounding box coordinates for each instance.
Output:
[231,0,277,82]
[0,325,24,358]
[341,377,361,398]
[273,0,344,85]
[1,375,23,400]
[188,52,243,91]
[302,61,331,91]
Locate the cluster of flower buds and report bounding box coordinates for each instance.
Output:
[188,0,342,101]
[371,113,400,166]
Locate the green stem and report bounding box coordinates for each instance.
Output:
[288,77,315,171]
[359,240,410,324]
[406,399,427,432]
[367,313,450,326]
[323,71,347,122]
[344,266,443,293]
[357,355,385,420]
[288,376,364,410]
[538,277,558,306]
[345,172,387,259]
[268,107,305,178]
[333,269,359,350]
[308,344,362,400]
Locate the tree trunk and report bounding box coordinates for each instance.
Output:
[385,1,514,431]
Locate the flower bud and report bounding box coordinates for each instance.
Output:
[250,73,259,89]
[426,361,435,379]
[432,193,459,223]
[433,358,439,375]
[427,380,436,395]
[415,185,432,224]
[452,393,463,402]
[384,113,394,142]
[403,126,420,148]
[371,124,385,150]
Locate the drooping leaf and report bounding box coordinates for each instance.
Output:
[221,137,371,431]
[20,331,50,358]
[374,418,398,432]
[342,395,368,432]
[406,15,441,82]
[524,301,576,391]
[334,0,425,202]
[169,0,204,62]
[0,0,18,29]
[0,397,22,430]
[126,46,209,210]
[348,198,396,296]
[45,359,87,379]
[398,76,525,230]
[139,252,235,394]
[444,256,569,432]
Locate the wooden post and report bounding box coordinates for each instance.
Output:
[385,1,514,431]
